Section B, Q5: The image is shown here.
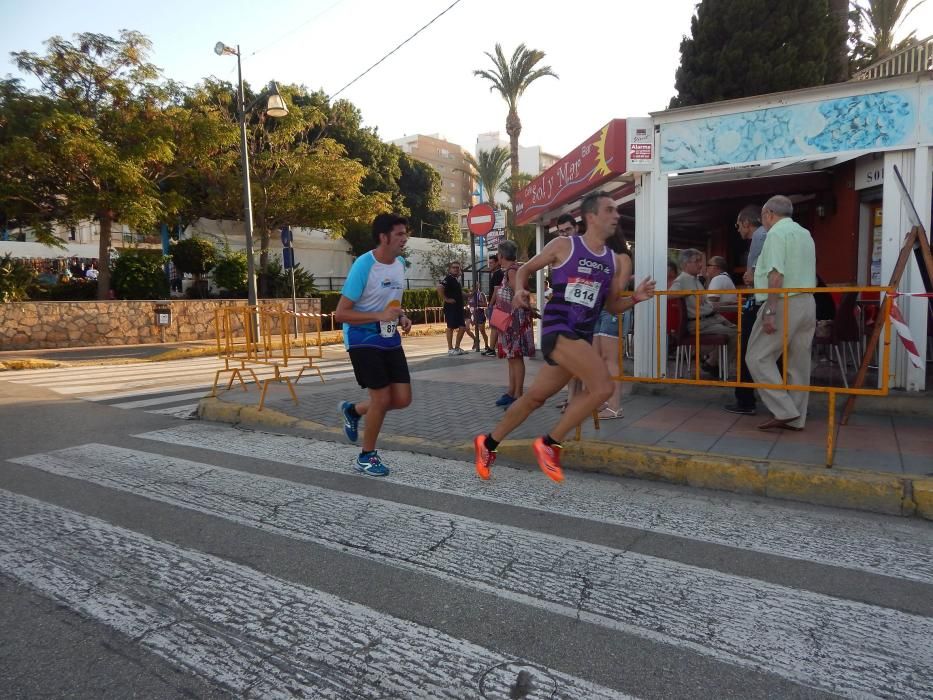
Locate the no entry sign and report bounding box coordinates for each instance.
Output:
[466,203,495,236]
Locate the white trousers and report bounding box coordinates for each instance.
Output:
[746,295,816,428]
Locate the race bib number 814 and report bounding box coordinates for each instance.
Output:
[566,277,600,308]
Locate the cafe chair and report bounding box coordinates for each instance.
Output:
[669,297,729,380]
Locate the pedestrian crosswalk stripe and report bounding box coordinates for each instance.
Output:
[0,489,624,699]
[6,359,227,384]
[10,444,933,697]
[112,391,212,409]
[90,382,218,402]
[3,346,443,402]
[145,403,199,419]
[2,357,225,380]
[138,423,933,586]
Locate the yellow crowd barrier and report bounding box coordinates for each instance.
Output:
[611,286,894,467]
[212,304,326,410]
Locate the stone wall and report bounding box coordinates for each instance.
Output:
[0,298,321,350]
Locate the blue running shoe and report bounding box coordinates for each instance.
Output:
[339,401,359,443]
[494,393,514,406]
[355,451,390,477]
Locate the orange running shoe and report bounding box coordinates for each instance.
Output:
[532,437,564,483]
[473,434,497,480]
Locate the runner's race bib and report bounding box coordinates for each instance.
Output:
[566,277,601,308]
[379,320,397,338]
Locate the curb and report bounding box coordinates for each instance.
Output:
[198,397,933,522]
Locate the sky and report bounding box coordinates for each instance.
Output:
[3,0,932,158]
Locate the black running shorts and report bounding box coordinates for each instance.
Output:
[444,305,465,329]
[348,346,410,390]
[540,331,591,366]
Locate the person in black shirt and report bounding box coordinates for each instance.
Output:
[485,254,505,356]
[437,261,467,355]
[815,274,836,321]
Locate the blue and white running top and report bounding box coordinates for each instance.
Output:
[341,252,406,350]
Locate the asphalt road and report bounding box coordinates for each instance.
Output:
[1,366,932,699]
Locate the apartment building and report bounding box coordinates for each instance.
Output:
[475,131,559,176]
[389,134,474,212]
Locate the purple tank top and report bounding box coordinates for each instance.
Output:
[541,236,615,339]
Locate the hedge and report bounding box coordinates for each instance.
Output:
[312,288,443,324]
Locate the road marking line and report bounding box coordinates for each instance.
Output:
[112,392,211,409]
[145,403,199,419]
[138,423,933,586]
[11,444,933,698]
[0,489,624,699]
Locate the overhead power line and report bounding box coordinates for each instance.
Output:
[250,0,347,58]
[330,0,462,99]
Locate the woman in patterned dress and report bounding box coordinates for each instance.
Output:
[492,240,535,407]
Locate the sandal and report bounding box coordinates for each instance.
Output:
[555,399,568,412]
[597,407,624,420]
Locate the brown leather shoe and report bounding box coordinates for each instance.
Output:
[758,417,802,431]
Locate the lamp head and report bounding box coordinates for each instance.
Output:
[214,42,238,57]
[264,82,288,118]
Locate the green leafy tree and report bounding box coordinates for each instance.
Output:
[418,240,468,282]
[302,92,405,209]
[8,31,182,299]
[260,255,318,298]
[0,79,72,250]
[457,147,510,207]
[191,80,391,283]
[474,44,558,184]
[850,0,928,71]
[110,249,169,300]
[669,0,842,108]
[0,253,37,302]
[830,0,853,81]
[397,155,457,241]
[212,249,248,296]
[298,93,454,243]
[500,173,534,259]
[171,237,217,298]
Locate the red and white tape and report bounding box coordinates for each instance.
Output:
[284,308,436,318]
[888,303,924,369]
[884,292,930,369]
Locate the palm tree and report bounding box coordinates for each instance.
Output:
[501,172,535,259]
[474,44,558,184]
[457,146,510,206]
[854,0,928,63]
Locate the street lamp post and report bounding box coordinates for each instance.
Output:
[214,41,288,340]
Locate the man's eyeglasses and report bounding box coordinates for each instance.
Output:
[557,227,575,235]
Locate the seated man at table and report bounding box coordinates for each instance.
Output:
[706,256,737,307]
[671,248,737,377]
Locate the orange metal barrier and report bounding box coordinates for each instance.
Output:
[610,286,894,466]
[212,305,326,410]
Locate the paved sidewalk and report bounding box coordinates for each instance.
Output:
[213,349,932,476]
[199,341,933,519]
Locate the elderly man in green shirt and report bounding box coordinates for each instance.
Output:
[746,195,816,431]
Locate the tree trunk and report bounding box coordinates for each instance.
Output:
[505,108,522,242]
[505,109,521,184]
[259,229,270,298]
[96,212,113,300]
[829,0,850,82]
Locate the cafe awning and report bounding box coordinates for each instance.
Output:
[514,118,649,226]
